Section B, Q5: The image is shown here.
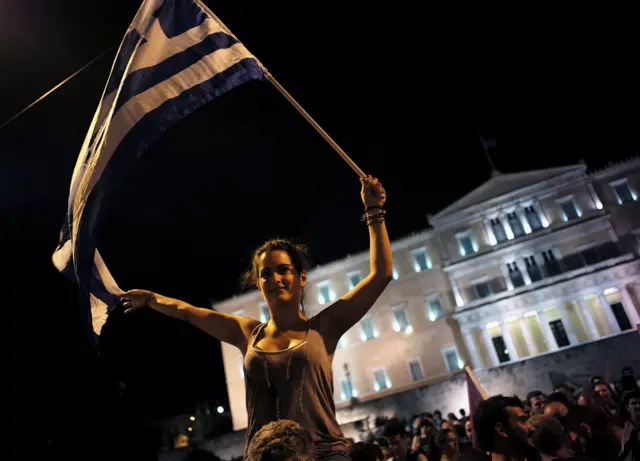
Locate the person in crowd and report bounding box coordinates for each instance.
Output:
[349,442,384,461]
[543,393,571,419]
[474,395,537,461]
[382,418,427,461]
[448,413,462,426]
[619,391,640,461]
[527,391,547,416]
[245,420,315,461]
[563,405,620,461]
[460,409,469,425]
[123,176,391,460]
[436,428,459,460]
[532,417,592,461]
[465,420,473,440]
[553,385,576,406]
[374,437,392,461]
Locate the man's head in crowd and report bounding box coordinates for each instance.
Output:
[564,405,621,461]
[437,429,458,458]
[531,417,572,461]
[543,392,570,418]
[245,420,315,461]
[593,383,614,405]
[526,390,546,415]
[374,437,391,461]
[553,384,575,404]
[474,395,535,457]
[625,390,640,425]
[440,420,454,431]
[349,442,384,461]
[382,418,409,461]
[464,419,472,439]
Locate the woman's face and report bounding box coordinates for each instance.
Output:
[257,250,306,309]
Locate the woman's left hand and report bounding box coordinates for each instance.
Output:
[360,175,386,208]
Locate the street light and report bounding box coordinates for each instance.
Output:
[217,406,224,414]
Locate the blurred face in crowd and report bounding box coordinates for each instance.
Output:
[388,433,408,460]
[465,420,472,439]
[501,406,536,450]
[530,395,546,414]
[554,385,575,403]
[445,430,457,450]
[440,421,453,431]
[594,384,613,404]
[628,397,640,423]
[544,401,569,418]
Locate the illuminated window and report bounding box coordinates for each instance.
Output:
[456,231,477,256]
[441,347,463,372]
[408,359,425,381]
[392,303,411,332]
[427,297,444,321]
[317,281,335,304]
[347,271,363,289]
[411,247,432,272]
[610,178,635,204]
[373,368,391,391]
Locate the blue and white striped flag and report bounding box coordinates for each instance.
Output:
[52,0,265,337]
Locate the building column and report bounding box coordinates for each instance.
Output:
[517,261,532,286]
[538,310,559,350]
[519,316,538,356]
[501,263,514,291]
[481,326,500,367]
[451,278,465,307]
[557,303,578,345]
[501,321,519,361]
[619,285,640,329]
[533,202,550,228]
[577,299,600,340]
[586,182,603,210]
[517,209,532,234]
[484,220,497,246]
[462,329,483,370]
[598,294,621,334]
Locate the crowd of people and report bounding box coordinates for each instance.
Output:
[236,367,640,461]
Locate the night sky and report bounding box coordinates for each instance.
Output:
[1,1,637,457]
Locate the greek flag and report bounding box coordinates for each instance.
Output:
[52,0,265,338]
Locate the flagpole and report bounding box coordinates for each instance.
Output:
[465,365,488,400]
[0,45,117,130]
[195,0,366,178]
[263,72,366,178]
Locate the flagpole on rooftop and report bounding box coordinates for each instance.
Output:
[478,132,499,176]
[197,1,366,178]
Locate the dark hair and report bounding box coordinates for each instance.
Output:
[564,405,608,434]
[526,390,545,404]
[624,390,640,407]
[349,442,384,461]
[473,395,523,453]
[546,392,570,407]
[381,418,408,438]
[532,417,567,456]
[242,239,311,304]
[246,420,314,461]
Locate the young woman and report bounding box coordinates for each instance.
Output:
[123,175,392,460]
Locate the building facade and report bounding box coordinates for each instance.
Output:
[212,158,640,439]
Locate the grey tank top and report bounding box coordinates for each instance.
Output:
[243,316,347,456]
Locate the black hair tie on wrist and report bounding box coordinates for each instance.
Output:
[364,205,384,213]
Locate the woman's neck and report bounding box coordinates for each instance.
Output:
[268,303,307,331]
